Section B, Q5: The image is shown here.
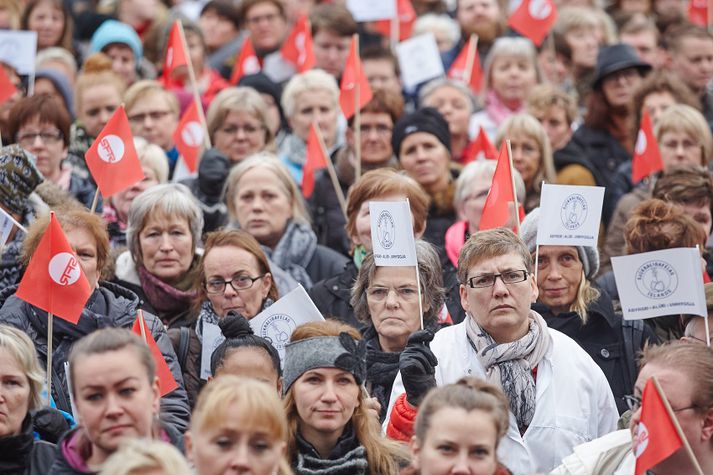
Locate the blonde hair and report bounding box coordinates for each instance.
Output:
[99,439,190,475]
[554,6,599,36]
[0,325,43,411]
[282,69,339,118]
[655,104,713,166]
[483,37,540,93]
[134,137,169,184]
[571,270,601,324]
[206,86,274,146]
[124,80,179,116]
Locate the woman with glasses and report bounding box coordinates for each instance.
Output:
[7,94,96,209]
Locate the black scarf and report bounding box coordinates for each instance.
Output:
[0,415,36,472]
[294,425,368,475]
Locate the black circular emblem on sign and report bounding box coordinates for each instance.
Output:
[377,210,395,249]
[635,260,678,299]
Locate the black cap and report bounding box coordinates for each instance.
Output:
[392,107,451,158]
[592,43,652,90]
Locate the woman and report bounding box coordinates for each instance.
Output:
[185,375,292,475]
[115,184,203,330]
[0,325,56,474]
[469,37,540,141]
[283,320,408,473]
[99,439,190,475]
[350,241,445,422]
[393,107,458,249]
[420,79,475,163]
[8,94,96,209]
[88,19,148,87]
[495,113,556,213]
[409,378,512,475]
[225,153,348,289]
[278,69,345,183]
[184,86,274,233]
[21,0,74,55]
[526,84,577,155]
[0,207,190,433]
[51,328,182,474]
[520,208,656,414]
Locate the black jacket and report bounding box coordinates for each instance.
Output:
[0,282,191,433]
[0,415,56,475]
[309,261,361,328]
[308,169,351,258]
[304,245,350,288]
[181,148,231,234]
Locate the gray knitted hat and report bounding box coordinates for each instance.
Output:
[519,207,600,279]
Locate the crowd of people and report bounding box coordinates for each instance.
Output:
[1,0,713,473]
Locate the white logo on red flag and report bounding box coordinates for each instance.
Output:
[635,130,647,155]
[48,252,81,286]
[633,422,650,457]
[181,122,204,147]
[244,56,260,75]
[98,135,125,164]
[529,0,553,19]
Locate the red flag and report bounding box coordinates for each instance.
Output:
[162,21,189,87]
[230,37,261,85]
[632,111,664,183]
[373,0,416,41]
[340,37,373,119]
[448,36,483,93]
[131,312,179,396]
[479,143,517,230]
[689,0,707,26]
[463,127,498,164]
[15,212,92,324]
[634,378,684,475]
[85,106,144,197]
[281,16,316,73]
[302,124,328,198]
[0,66,18,104]
[508,0,558,46]
[172,101,203,173]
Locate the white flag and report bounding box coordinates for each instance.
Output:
[249,285,324,364]
[536,183,605,247]
[369,200,417,266]
[346,0,396,21]
[0,31,37,74]
[612,248,707,320]
[0,207,15,249]
[199,321,224,379]
[396,34,445,90]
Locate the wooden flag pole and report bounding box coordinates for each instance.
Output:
[464,34,478,85]
[406,197,424,330]
[138,309,147,340]
[652,377,705,475]
[389,11,399,51]
[89,189,100,214]
[315,123,347,219]
[354,34,362,180]
[46,312,53,406]
[177,20,212,151]
[506,140,521,234]
[696,244,711,347]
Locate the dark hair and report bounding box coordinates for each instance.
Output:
[310,3,357,37]
[631,71,701,134]
[361,45,401,76]
[210,313,282,376]
[8,94,71,147]
[347,89,404,128]
[201,0,241,29]
[240,0,285,24]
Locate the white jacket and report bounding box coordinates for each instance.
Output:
[385,316,619,475]
[548,429,635,475]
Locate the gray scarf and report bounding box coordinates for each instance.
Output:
[465,310,552,433]
[263,221,317,288]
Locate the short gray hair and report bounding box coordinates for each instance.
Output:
[419,78,477,114]
[413,13,461,48]
[0,325,43,411]
[351,240,445,325]
[453,160,526,211]
[126,183,204,265]
[483,37,540,93]
[282,69,339,118]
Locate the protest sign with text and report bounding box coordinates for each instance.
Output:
[537,183,604,247]
[369,200,417,267]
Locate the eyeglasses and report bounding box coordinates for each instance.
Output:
[466,270,529,288]
[623,394,700,413]
[361,124,393,136]
[127,110,173,123]
[205,274,265,294]
[16,129,63,146]
[367,286,419,301]
[246,13,281,25]
[217,124,264,136]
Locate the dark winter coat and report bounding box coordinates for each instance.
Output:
[308,261,361,328]
[0,282,191,433]
[0,415,56,475]
[308,168,351,258]
[181,148,231,234]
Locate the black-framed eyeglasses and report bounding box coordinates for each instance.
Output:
[466,270,529,288]
[204,274,265,294]
[623,394,700,413]
[16,129,63,146]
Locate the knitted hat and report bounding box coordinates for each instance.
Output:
[238,73,285,126]
[519,207,600,279]
[36,69,75,117]
[283,333,366,394]
[90,20,143,62]
[0,145,44,216]
[392,107,451,158]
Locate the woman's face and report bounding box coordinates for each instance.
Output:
[352,192,410,250]
[423,86,472,137]
[215,347,282,393]
[535,245,582,315]
[490,54,537,106]
[111,166,160,223]
[73,347,160,465]
[601,69,642,108]
[533,105,571,151]
[234,167,293,249]
[357,112,394,165]
[565,27,599,69]
[187,401,286,475]
[199,9,239,51]
[292,367,360,440]
[288,89,338,148]
[0,347,32,437]
[104,44,137,86]
[367,266,425,351]
[459,172,492,232]
[213,110,267,163]
[185,31,206,75]
[203,245,272,319]
[399,132,451,193]
[138,213,194,285]
[65,226,100,289]
[28,0,64,49]
[642,91,676,125]
[659,130,704,170]
[16,116,67,182]
[79,84,121,138]
[126,93,178,151]
[509,131,542,189]
[412,407,499,475]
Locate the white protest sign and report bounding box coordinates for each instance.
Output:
[0,31,37,74]
[249,285,324,364]
[369,200,418,266]
[612,247,707,320]
[346,0,396,21]
[536,183,605,247]
[396,33,445,90]
[199,321,224,380]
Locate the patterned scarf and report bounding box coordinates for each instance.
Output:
[465,310,552,433]
[262,221,317,288]
[138,265,199,315]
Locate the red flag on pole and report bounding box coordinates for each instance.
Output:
[162,21,189,87]
[508,0,558,46]
[15,212,92,324]
[172,100,203,173]
[302,124,328,198]
[633,378,684,475]
[373,0,416,41]
[689,0,707,26]
[479,143,517,230]
[463,126,498,164]
[632,111,664,183]
[85,106,144,197]
[281,16,316,73]
[0,66,18,104]
[340,36,373,119]
[230,37,261,85]
[131,312,179,396]
[448,37,483,93]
